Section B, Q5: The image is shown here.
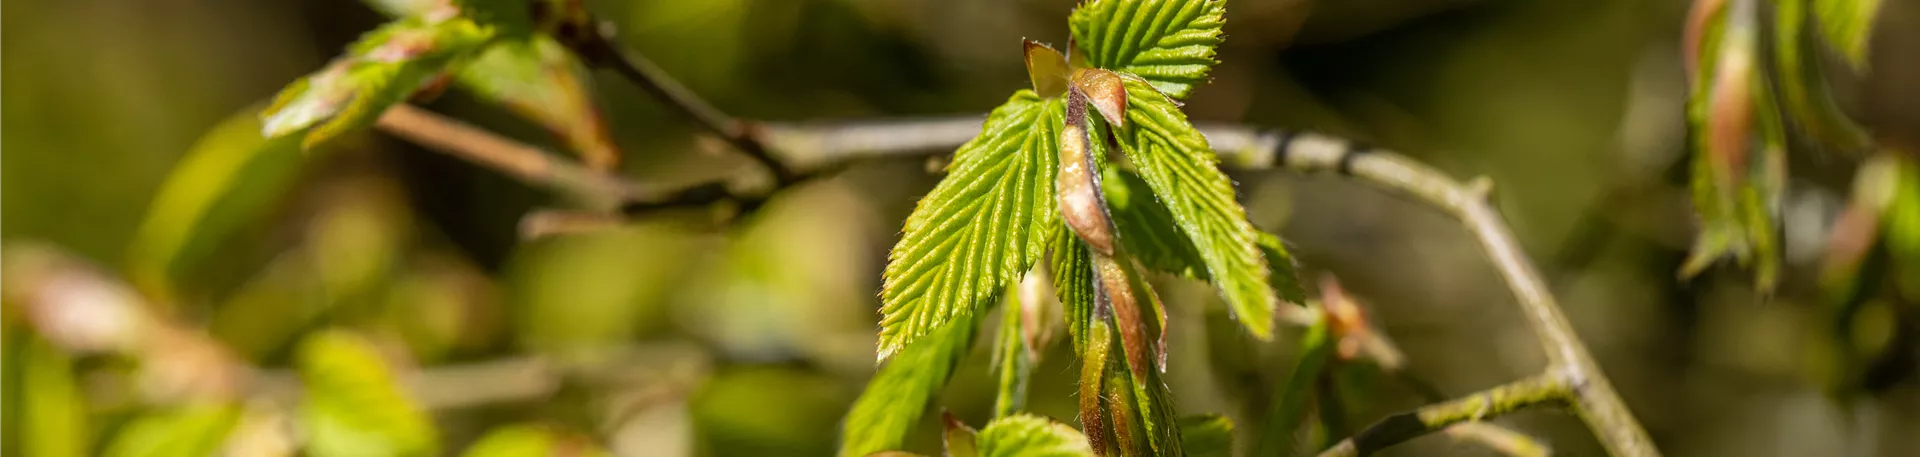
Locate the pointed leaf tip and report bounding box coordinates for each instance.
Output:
[1024,40,1070,98]
[1071,68,1127,128]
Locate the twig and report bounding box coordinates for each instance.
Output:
[1315,373,1570,457]
[1445,422,1554,457]
[375,105,649,211]
[374,109,1660,455]
[566,20,798,186]
[1246,130,1661,457]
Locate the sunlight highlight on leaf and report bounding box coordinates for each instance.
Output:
[1114,77,1275,339]
[976,414,1097,457]
[877,91,1063,359]
[297,330,439,457]
[1068,0,1227,99]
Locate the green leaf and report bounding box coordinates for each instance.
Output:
[993,284,1035,418]
[1051,229,1096,353]
[297,330,439,457]
[1068,0,1228,99]
[101,405,242,457]
[945,414,982,457]
[1810,0,1881,69]
[460,424,610,457]
[975,414,1097,457]
[454,36,621,168]
[1886,155,1920,300]
[1176,415,1234,457]
[125,106,307,298]
[1253,315,1333,457]
[1107,168,1308,305]
[363,0,534,35]
[878,91,1063,359]
[17,339,89,457]
[1115,77,1275,338]
[1774,0,1872,155]
[364,1,618,168]
[1106,168,1205,279]
[261,17,494,149]
[839,314,982,457]
[1682,0,1785,292]
[1108,258,1183,457]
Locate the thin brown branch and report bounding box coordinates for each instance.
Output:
[566,20,797,186]
[371,109,1661,456]
[375,104,647,211]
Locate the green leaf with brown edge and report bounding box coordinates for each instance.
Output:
[1773,0,1873,155]
[878,91,1062,359]
[101,405,242,457]
[1253,314,1332,457]
[1114,77,1275,339]
[363,0,620,169]
[125,105,307,299]
[1683,0,1785,292]
[1176,415,1234,457]
[975,414,1098,457]
[460,424,610,457]
[1068,0,1227,99]
[839,313,982,457]
[945,413,982,457]
[261,17,494,149]
[297,330,439,457]
[1108,256,1183,457]
[1810,0,1882,70]
[1026,40,1071,98]
[454,36,621,169]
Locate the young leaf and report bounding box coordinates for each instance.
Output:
[945,413,983,457]
[455,36,622,169]
[878,91,1063,359]
[1253,314,1332,457]
[1103,256,1182,456]
[975,414,1098,457]
[125,106,307,298]
[261,17,494,149]
[18,340,89,457]
[460,424,610,457]
[1077,316,1115,455]
[993,283,1035,418]
[1115,77,1275,339]
[297,330,439,457]
[1176,415,1233,457]
[1105,168,1203,279]
[1810,0,1882,70]
[1884,155,1920,300]
[364,1,621,169]
[1026,40,1071,98]
[840,314,981,457]
[101,405,242,457]
[1068,0,1227,99]
[1052,228,1097,353]
[1773,0,1872,155]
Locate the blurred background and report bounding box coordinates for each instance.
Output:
[3,0,1917,456]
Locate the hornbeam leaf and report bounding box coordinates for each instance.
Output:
[1114,77,1275,339]
[1810,0,1882,69]
[976,415,1097,457]
[261,17,494,149]
[878,91,1063,359]
[1177,415,1234,457]
[1069,0,1227,99]
[839,314,982,457]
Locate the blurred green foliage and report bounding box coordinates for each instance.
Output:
[2,0,1916,456]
